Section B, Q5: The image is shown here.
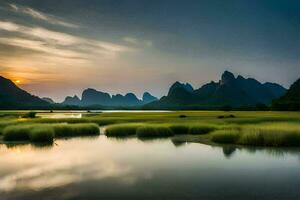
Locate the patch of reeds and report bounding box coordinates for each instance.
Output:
[53,123,100,137]
[105,124,142,137]
[211,129,241,144]
[188,125,216,135]
[3,123,99,143]
[136,125,174,138]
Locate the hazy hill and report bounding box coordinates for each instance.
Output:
[146,71,286,109]
[62,89,158,107]
[0,76,49,108]
[142,92,158,104]
[272,79,300,110]
[0,73,288,110]
[62,95,81,106]
[42,97,55,104]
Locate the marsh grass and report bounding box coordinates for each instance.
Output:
[21,112,37,118]
[53,123,99,137]
[210,123,300,147]
[211,129,241,144]
[136,125,174,138]
[168,124,190,134]
[0,121,19,135]
[188,125,216,135]
[29,127,54,143]
[3,123,99,143]
[2,111,300,146]
[3,125,32,141]
[105,123,142,137]
[238,126,300,147]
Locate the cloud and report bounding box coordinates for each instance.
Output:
[0,37,83,59]
[123,37,153,47]
[8,3,78,28]
[123,37,139,45]
[0,20,133,59]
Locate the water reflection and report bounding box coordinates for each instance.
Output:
[222,146,237,158]
[171,140,188,147]
[4,143,54,150]
[37,113,83,119]
[1,136,300,199]
[36,110,172,119]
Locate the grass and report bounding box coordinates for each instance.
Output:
[105,123,142,137]
[211,129,240,144]
[210,123,300,147]
[21,111,37,118]
[53,123,100,137]
[136,125,174,138]
[168,124,190,134]
[3,125,32,141]
[105,123,216,138]
[2,123,100,143]
[1,111,300,146]
[29,127,54,143]
[238,125,300,147]
[188,124,216,135]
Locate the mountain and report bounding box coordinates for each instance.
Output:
[168,82,194,95]
[62,95,81,106]
[42,97,55,104]
[142,92,158,104]
[0,76,49,108]
[81,88,111,106]
[272,79,300,110]
[63,89,157,107]
[146,71,286,109]
[111,93,142,106]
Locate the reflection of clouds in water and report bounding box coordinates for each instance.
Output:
[0,139,133,192]
[1,136,300,199]
[0,156,132,192]
[37,113,82,119]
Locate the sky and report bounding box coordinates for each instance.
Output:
[0,0,299,102]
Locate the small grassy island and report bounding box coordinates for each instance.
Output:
[1,111,300,147]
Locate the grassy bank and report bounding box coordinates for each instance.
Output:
[209,123,300,147]
[104,123,217,137]
[1,111,300,146]
[2,123,100,143]
[136,125,174,138]
[105,123,142,137]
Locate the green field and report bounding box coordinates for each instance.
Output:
[1,111,300,147]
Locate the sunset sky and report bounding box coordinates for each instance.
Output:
[0,0,299,101]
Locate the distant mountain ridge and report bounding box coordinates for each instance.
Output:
[146,71,286,109]
[272,79,300,110]
[62,89,158,107]
[42,97,55,104]
[0,72,288,109]
[0,76,49,108]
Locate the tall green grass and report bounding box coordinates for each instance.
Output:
[239,126,300,147]
[210,123,300,147]
[168,125,190,134]
[3,125,32,141]
[105,124,142,137]
[2,123,100,143]
[53,123,99,137]
[211,129,240,144]
[2,111,300,147]
[29,127,54,143]
[188,125,216,135]
[136,125,174,138]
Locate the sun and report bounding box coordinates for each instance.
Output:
[15,80,21,84]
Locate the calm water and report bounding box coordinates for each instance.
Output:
[1,136,300,200]
[36,110,172,119]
